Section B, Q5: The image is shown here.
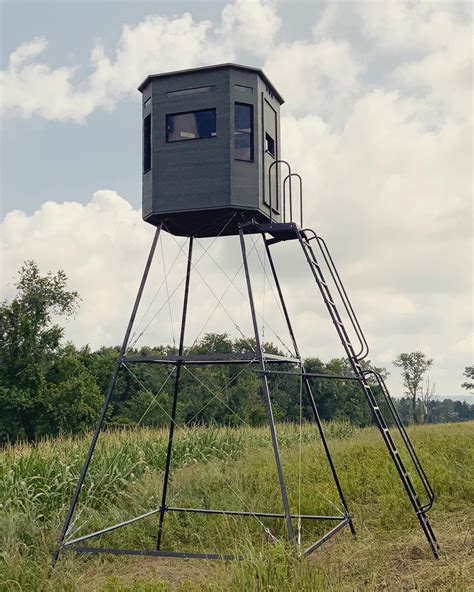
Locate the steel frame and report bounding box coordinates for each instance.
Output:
[51,217,438,570]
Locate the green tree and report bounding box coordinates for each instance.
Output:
[393,351,433,423]
[461,366,473,393]
[0,261,101,441]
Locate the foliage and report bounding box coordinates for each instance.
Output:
[461,366,473,392]
[0,421,472,591]
[0,261,102,442]
[393,352,434,423]
[1,263,472,445]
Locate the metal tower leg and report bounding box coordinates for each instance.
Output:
[239,227,295,542]
[263,238,355,535]
[156,237,194,550]
[50,224,162,570]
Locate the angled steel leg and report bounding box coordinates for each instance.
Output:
[264,238,355,535]
[156,236,194,550]
[50,224,162,570]
[239,226,295,541]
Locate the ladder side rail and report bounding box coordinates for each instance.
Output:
[296,232,362,366]
[296,230,440,557]
[366,383,440,557]
[263,238,355,533]
[303,231,364,361]
[304,229,369,360]
[363,369,435,510]
[316,235,369,360]
[354,380,431,520]
[368,369,435,508]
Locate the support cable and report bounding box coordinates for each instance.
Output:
[130,216,236,352]
[64,366,177,541]
[182,238,261,356]
[199,236,293,356]
[119,362,278,542]
[298,365,303,548]
[160,235,176,348]
[127,242,182,352]
[250,234,295,357]
[166,233,256,352]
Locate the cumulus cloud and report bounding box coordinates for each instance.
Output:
[219,0,281,57]
[1,192,153,345]
[1,0,472,394]
[0,0,281,122]
[263,39,362,122]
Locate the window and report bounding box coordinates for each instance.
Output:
[166,109,216,142]
[265,132,275,157]
[143,114,152,172]
[234,103,254,161]
[166,86,214,98]
[143,97,151,109]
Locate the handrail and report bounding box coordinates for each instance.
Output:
[363,369,435,512]
[268,159,291,223]
[283,173,303,227]
[303,228,369,360]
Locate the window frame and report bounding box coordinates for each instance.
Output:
[166,108,217,143]
[234,102,254,162]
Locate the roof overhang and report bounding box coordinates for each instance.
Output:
[138,63,284,105]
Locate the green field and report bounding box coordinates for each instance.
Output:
[1,421,472,591]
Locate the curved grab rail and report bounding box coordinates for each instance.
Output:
[283,173,303,227]
[268,159,291,223]
[303,228,369,360]
[363,368,435,512]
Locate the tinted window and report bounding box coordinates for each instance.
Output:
[234,103,254,161]
[143,114,152,172]
[166,109,216,142]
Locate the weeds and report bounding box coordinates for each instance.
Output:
[0,421,472,591]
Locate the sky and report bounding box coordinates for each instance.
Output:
[0,0,472,399]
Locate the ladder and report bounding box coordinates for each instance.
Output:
[294,227,440,558]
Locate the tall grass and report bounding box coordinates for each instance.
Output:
[0,421,472,591]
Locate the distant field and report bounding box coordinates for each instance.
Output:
[1,421,472,591]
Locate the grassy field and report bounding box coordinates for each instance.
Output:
[0,421,472,591]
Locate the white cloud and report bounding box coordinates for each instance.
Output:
[357,1,470,53]
[1,0,472,396]
[263,39,362,121]
[357,1,473,123]
[219,0,281,57]
[0,0,282,122]
[1,192,152,345]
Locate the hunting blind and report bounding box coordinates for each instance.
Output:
[52,64,439,568]
[139,64,283,236]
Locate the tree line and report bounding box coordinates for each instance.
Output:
[1,262,472,443]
